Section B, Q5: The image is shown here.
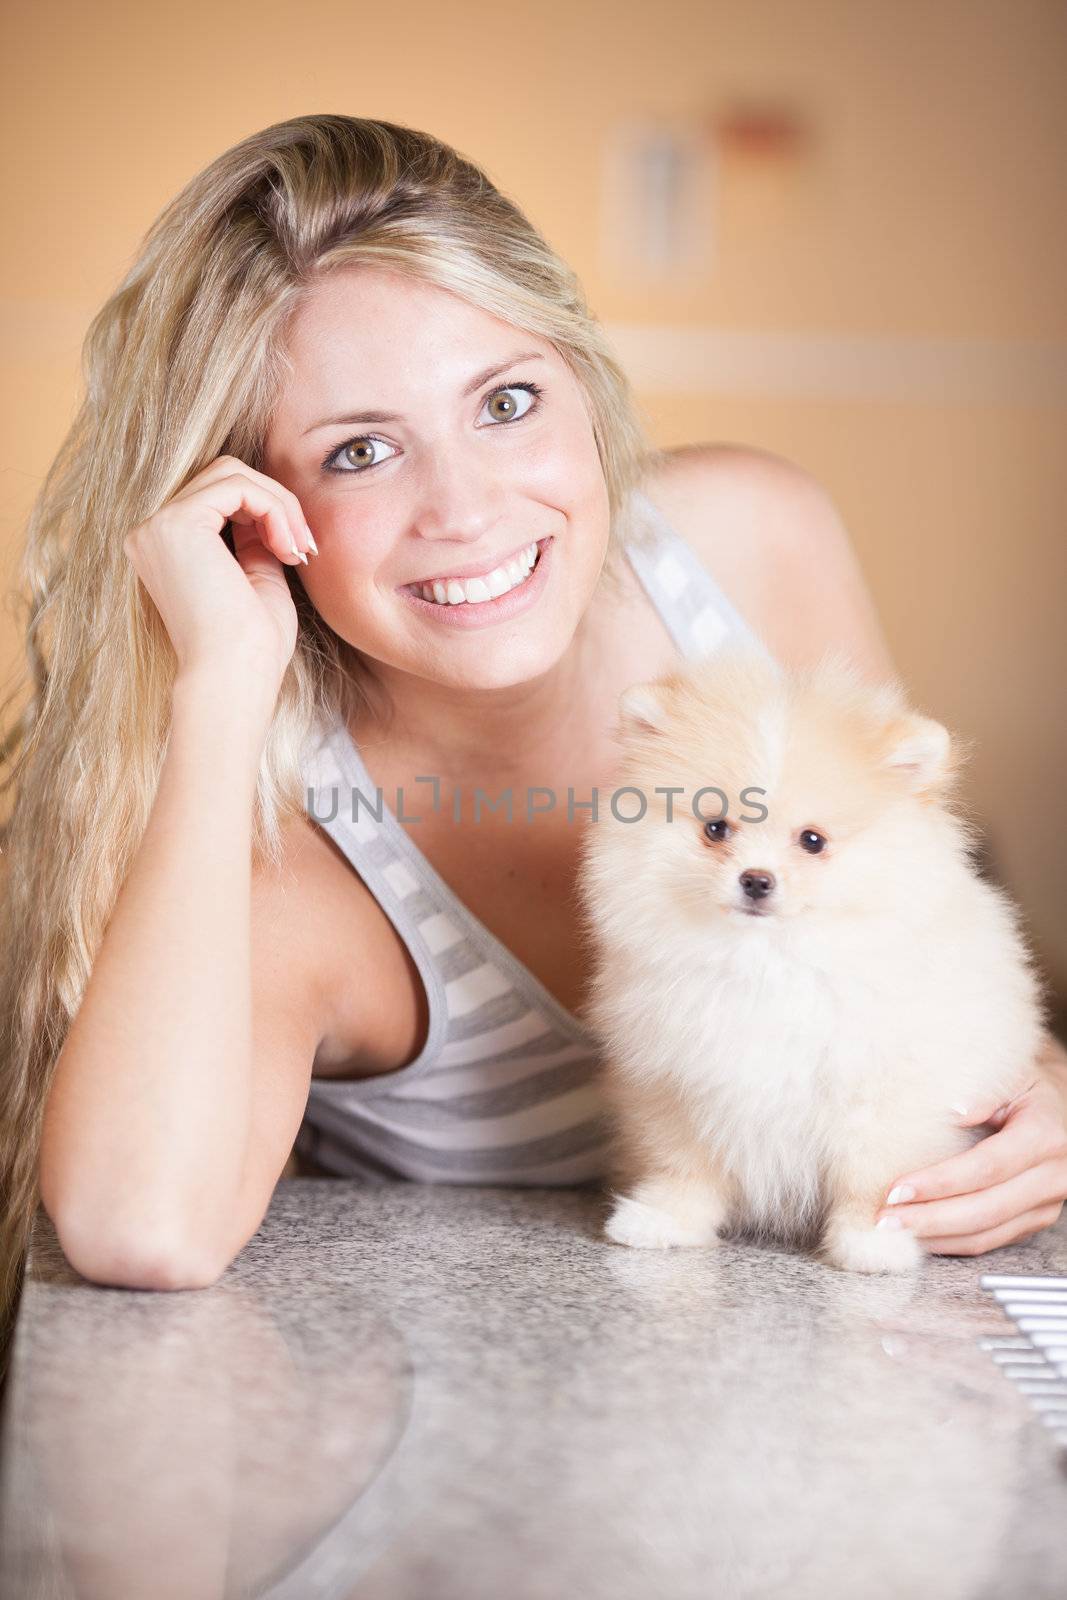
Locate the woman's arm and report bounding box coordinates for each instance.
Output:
[38,665,277,1284]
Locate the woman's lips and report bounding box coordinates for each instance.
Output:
[403,535,539,589]
[397,536,554,628]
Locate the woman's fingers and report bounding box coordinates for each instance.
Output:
[881,1079,1067,1208]
[171,456,313,562]
[878,1154,1067,1240]
[922,1201,1064,1256]
[952,1090,1033,1128]
[228,499,303,568]
[183,474,307,567]
[125,457,313,684]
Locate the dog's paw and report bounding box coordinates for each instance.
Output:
[819,1219,924,1275]
[604,1192,720,1249]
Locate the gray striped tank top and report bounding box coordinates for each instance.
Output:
[293,485,767,1186]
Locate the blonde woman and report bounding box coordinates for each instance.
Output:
[2,115,1065,1321]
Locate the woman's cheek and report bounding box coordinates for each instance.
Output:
[306,501,399,574]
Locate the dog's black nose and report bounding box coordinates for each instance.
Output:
[739,869,775,900]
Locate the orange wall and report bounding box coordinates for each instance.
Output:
[2,0,1065,1019]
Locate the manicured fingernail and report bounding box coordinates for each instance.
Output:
[298,551,308,565]
[289,538,300,557]
[877,1215,903,1230]
[886,1184,916,1206]
[305,527,319,554]
[951,1102,969,1118]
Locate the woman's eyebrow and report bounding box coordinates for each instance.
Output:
[302,351,546,435]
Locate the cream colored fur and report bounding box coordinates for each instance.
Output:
[576,641,1047,1274]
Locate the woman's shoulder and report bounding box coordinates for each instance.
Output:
[638,443,840,602]
[250,810,374,1028]
[251,807,382,959]
[638,443,897,681]
[250,806,422,1078]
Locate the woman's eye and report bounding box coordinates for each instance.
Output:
[323,437,396,474]
[320,381,544,475]
[481,382,541,425]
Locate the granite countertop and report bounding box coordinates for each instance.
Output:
[1,1179,1065,1600]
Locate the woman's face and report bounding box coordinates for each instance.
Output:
[260,265,611,693]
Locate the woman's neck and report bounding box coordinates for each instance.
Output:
[348,574,624,784]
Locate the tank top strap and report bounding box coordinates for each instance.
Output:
[625,486,773,664]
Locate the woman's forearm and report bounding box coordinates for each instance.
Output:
[39,665,275,1277]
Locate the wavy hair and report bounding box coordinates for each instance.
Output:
[0,113,664,1348]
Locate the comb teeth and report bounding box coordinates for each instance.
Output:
[980,1274,1067,1452]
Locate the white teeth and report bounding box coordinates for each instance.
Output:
[416,542,539,606]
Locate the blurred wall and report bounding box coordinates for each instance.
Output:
[2,0,1065,1022]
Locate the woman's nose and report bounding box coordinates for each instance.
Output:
[410,466,508,544]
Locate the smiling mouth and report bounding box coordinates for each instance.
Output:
[404,538,545,605]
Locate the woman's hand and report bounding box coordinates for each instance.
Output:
[123,454,318,701]
[874,1033,1067,1255]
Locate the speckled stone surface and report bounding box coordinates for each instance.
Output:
[1,1180,1065,1599]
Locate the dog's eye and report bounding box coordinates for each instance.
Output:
[703,818,731,845]
[798,829,827,854]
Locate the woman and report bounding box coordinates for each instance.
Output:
[2,114,1065,1311]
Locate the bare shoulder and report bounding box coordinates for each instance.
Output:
[640,443,899,683]
[249,811,365,1064]
[250,810,338,1021]
[251,805,427,1086]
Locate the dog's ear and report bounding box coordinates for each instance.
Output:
[881,714,954,794]
[618,682,670,733]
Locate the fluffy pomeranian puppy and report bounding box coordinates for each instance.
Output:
[575,640,1047,1274]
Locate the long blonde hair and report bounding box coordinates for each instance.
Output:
[0,113,664,1343]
